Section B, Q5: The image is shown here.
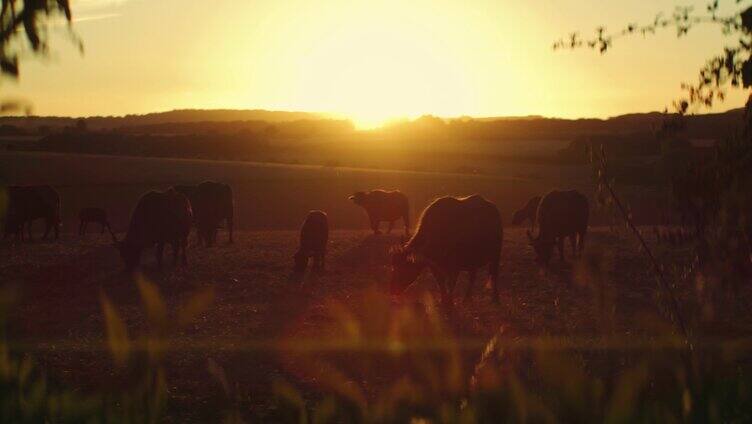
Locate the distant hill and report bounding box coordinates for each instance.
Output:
[0,109,331,130]
[0,107,745,142]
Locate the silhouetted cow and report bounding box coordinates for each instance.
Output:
[3,185,61,241]
[294,210,328,274]
[349,189,410,235]
[512,195,541,231]
[79,207,111,236]
[527,190,589,265]
[112,189,192,272]
[390,195,502,306]
[174,181,234,246]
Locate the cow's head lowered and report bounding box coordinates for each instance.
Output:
[527,230,554,266]
[348,192,367,206]
[389,246,426,294]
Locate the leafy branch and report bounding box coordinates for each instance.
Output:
[0,0,78,114]
[554,1,752,114]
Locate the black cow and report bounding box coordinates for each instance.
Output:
[390,195,503,306]
[3,185,61,241]
[349,189,410,236]
[112,189,192,272]
[174,181,234,246]
[527,190,589,265]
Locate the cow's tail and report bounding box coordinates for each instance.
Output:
[403,205,411,238]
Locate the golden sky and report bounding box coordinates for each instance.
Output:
[4,0,748,127]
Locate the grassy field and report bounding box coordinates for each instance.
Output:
[0,151,667,232]
[1,151,748,421]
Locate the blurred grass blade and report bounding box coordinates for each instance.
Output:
[100,292,131,367]
[137,276,167,330]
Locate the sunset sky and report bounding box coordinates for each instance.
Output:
[4,0,748,127]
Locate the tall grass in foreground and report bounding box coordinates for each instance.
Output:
[268,286,751,423]
[0,260,750,422]
[0,276,214,423]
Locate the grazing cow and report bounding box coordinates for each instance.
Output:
[112,189,192,272]
[174,181,234,246]
[79,207,111,236]
[3,185,61,241]
[390,195,502,306]
[349,190,410,236]
[294,210,329,274]
[512,196,541,231]
[527,190,589,265]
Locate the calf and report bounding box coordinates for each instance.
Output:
[294,210,329,274]
[79,207,111,236]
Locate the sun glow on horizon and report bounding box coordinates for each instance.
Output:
[280,2,486,131]
[5,0,750,119]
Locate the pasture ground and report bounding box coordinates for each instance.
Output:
[1,228,747,421]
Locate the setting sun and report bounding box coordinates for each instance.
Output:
[284,2,478,128]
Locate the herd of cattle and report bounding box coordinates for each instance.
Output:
[2,184,590,305]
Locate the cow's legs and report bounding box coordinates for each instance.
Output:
[403,214,411,237]
[432,267,458,310]
[156,242,165,269]
[79,220,84,236]
[43,218,53,240]
[570,236,577,257]
[312,252,322,273]
[171,241,179,265]
[464,269,478,302]
[557,237,565,261]
[227,216,234,244]
[431,269,450,309]
[387,220,394,234]
[444,271,459,309]
[578,231,586,255]
[200,228,207,248]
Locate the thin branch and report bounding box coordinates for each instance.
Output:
[595,146,692,348]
